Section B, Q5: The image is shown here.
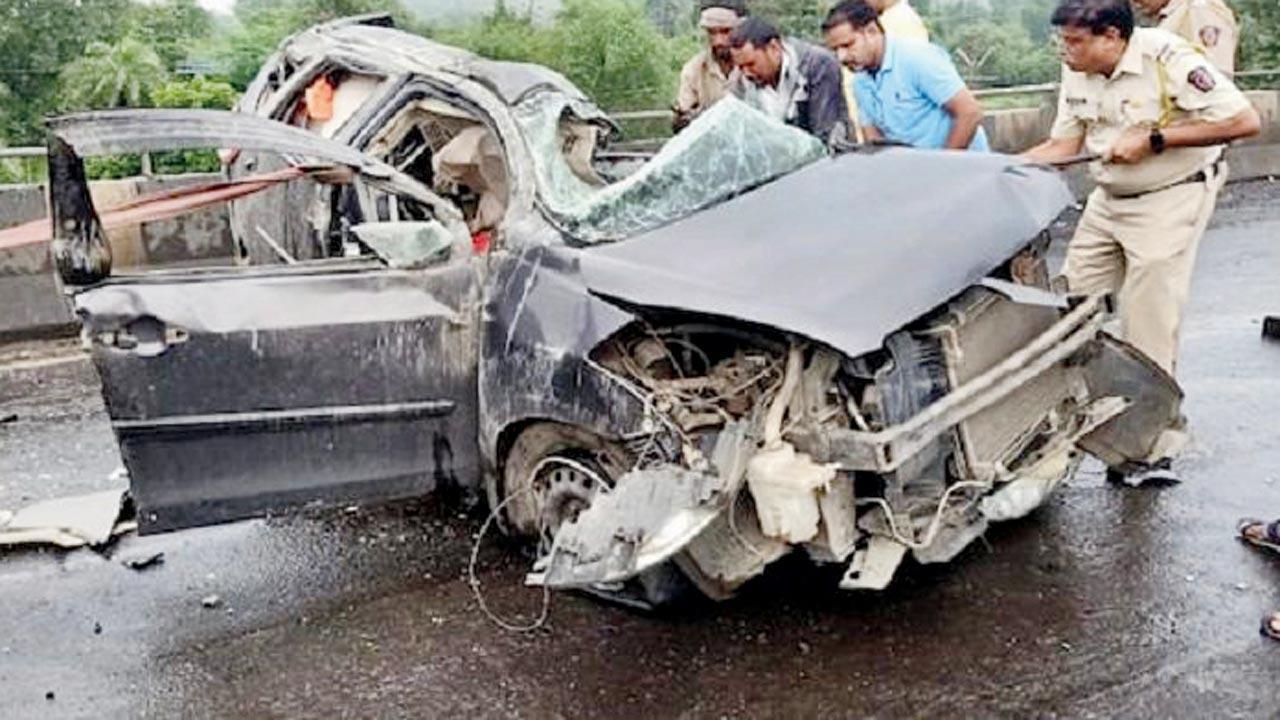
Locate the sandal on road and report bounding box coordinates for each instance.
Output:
[1237,518,1280,554]
[1262,612,1280,641]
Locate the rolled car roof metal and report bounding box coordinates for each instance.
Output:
[47,109,460,219]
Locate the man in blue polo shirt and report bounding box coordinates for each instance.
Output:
[822,0,988,150]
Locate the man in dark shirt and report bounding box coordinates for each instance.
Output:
[729,16,849,141]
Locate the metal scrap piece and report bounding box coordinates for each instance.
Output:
[1264,316,1279,341]
[805,474,859,563]
[530,465,724,588]
[840,536,908,591]
[677,495,789,600]
[121,551,165,571]
[0,490,129,549]
[531,423,752,589]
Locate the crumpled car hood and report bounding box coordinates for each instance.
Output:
[572,148,1073,359]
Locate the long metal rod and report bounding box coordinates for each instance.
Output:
[827,294,1108,472]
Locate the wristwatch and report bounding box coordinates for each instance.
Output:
[1149,128,1166,155]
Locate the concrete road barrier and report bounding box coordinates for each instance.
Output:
[0,174,233,340]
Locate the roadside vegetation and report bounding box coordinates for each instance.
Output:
[0,0,1276,181]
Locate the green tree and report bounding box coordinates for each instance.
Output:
[58,37,169,110]
[441,0,695,112]
[1236,0,1280,72]
[1009,0,1057,43]
[545,0,687,110]
[434,5,556,66]
[922,0,1060,87]
[216,4,299,89]
[128,0,215,71]
[750,0,831,39]
[0,0,133,142]
[646,0,695,35]
[215,0,415,90]
[0,80,10,139]
[149,76,241,174]
[151,76,240,110]
[939,19,1058,86]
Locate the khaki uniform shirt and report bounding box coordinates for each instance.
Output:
[1050,28,1251,196]
[1158,0,1238,76]
[676,50,736,117]
[879,0,929,41]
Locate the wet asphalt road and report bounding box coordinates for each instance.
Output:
[2,181,1279,719]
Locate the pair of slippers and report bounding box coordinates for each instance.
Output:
[1237,518,1280,640]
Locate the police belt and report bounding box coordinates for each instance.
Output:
[1110,157,1224,200]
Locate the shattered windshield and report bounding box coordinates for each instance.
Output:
[511,93,828,244]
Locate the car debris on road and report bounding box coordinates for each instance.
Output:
[0,489,133,550]
[120,551,165,571]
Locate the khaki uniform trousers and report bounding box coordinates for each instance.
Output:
[1063,162,1227,377]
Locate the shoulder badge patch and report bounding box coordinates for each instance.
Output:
[1199,26,1221,48]
[1188,67,1217,92]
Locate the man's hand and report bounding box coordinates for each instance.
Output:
[1021,135,1085,165]
[671,106,694,134]
[1106,126,1153,165]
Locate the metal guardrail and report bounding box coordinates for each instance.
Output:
[974,83,1058,98]
[0,148,157,184]
[610,70,1280,125]
[0,148,47,185]
[564,83,1061,123]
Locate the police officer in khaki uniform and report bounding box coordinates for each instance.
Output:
[1133,0,1238,76]
[1024,0,1260,480]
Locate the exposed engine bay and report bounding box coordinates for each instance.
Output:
[517,267,1176,605]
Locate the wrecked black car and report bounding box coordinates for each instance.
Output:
[46,16,1180,606]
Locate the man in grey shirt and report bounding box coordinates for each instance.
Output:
[729,16,849,141]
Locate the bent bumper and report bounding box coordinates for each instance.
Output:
[796,294,1171,476]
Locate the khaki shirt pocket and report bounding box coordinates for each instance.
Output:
[1065,95,1100,122]
[1051,93,1098,138]
[1119,97,1162,127]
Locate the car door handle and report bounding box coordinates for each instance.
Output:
[98,317,189,358]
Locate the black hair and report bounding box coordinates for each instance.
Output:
[822,0,880,33]
[1050,0,1134,39]
[730,16,782,49]
[700,0,748,15]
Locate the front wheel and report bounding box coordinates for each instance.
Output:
[499,422,697,610]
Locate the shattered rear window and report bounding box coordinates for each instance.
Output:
[512,94,828,244]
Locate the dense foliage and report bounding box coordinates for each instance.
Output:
[0,0,1276,171]
[439,0,698,111]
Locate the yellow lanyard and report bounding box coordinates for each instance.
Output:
[1154,41,1209,129]
[1155,59,1176,129]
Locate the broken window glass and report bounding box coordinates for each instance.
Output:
[511,93,828,244]
[352,220,455,269]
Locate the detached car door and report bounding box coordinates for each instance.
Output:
[48,110,481,533]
